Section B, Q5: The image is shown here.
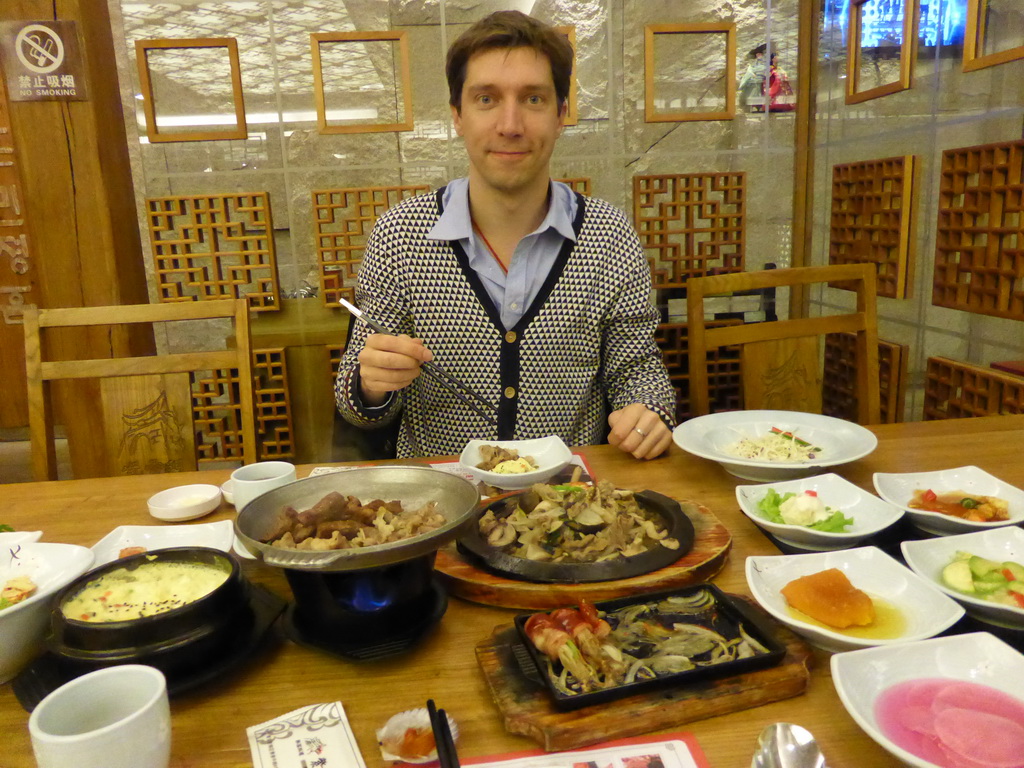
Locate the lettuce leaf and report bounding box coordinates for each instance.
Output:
[755,489,854,531]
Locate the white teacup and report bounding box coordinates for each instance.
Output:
[230,461,297,511]
[29,664,171,768]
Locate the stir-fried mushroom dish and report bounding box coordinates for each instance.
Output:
[523,590,774,696]
[476,444,539,473]
[477,480,679,562]
[261,492,446,551]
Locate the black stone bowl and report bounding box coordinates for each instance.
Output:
[44,547,250,679]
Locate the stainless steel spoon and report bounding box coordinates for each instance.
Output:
[751,723,829,768]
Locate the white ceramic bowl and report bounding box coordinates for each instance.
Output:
[736,473,904,551]
[146,484,222,522]
[873,465,1024,535]
[0,531,43,548]
[459,436,573,490]
[0,541,94,683]
[673,410,878,482]
[220,478,234,505]
[90,520,236,567]
[745,546,964,652]
[831,632,1024,768]
[901,527,1024,629]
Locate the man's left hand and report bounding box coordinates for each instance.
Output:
[607,403,672,460]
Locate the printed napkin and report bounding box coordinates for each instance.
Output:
[248,702,367,768]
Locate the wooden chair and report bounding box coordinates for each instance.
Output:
[24,299,257,481]
[686,263,881,424]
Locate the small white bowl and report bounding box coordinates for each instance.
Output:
[745,546,964,652]
[736,473,904,551]
[90,520,236,567]
[459,436,573,490]
[831,632,1024,768]
[220,478,234,505]
[146,484,222,522]
[873,465,1024,535]
[901,527,1024,629]
[0,531,43,548]
[0,541,94,683]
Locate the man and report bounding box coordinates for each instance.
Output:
[336,10,675,460]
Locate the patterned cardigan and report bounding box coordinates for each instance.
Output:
[335,187,676,458]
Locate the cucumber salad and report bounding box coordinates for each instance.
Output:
[941,552,1024,609]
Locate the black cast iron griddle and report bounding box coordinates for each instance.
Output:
[456,489,695,583]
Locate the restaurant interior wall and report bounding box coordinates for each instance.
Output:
[103,0,802,460]
[809,4,1024,421]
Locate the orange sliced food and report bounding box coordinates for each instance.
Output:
[780,568,875,628]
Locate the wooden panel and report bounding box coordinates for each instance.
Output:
[313,186,428,308]
[829,156,916,298]
[924,356,1024,419]
[823,333,908,424]
[742,336,822,413]
[147,192,280,311]
[933,140,1024,320]
[253,347,294,460]
[634,173,745,286]
[99,373,197,475]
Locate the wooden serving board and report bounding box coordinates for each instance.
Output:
[435,500,732,609]
[475,606,814,752]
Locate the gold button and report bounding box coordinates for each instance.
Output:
[505,331,517,343]
[504,386,516,399]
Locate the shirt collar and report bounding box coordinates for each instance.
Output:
[427,177,577,242]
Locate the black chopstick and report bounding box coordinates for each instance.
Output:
[426,699,460,768]
[340,299,499,426]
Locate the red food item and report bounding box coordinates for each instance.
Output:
[397,727,435,760]
[781,568,875,628]
[923,489,937,502]
[523,614,570,660]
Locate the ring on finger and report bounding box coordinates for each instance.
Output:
[635,427,647,437]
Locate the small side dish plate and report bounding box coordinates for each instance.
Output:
[735,473,903,551]
[512,583,786,710]
[456,489,694,583]
[90,521,235,567]
[873,465,1024,535]
[459,436,573,490]
[901,527,1024,629]
[673,411,878,482]
[147,484,222,522]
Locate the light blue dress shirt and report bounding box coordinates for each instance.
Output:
[427,178,578,330]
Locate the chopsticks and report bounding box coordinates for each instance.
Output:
[340,298,499,427]
[426,699,460,768]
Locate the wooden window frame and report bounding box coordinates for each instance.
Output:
[845,0,917,105]
[963,0,1024,72]
[136,38,247,143]
[311,31,413,135]
[644,23,736,123]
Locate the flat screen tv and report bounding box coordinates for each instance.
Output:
[824,0,967,54]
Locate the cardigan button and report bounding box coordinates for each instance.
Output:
[505,331,517,343]
[504,386,516,399]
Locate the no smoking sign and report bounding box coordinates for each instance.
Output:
[0,20,88,102]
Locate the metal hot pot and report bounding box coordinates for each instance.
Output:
[235,466,480,659]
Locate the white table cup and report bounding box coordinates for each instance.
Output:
[29,664,171,768]
[230,460,297,511]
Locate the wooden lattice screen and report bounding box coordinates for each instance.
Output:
[655,320,743,422]
[634,173,745,286]
[313,185,429,308]
[829,156,916,298]
[190,367,247,463]
[823,333,908,423]
[554,177,591,196]
[933,140,1024,320]
[146,193,280,311]
[924,356,1024,419]
[253,348,294,459]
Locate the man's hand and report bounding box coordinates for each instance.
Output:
[358,334,433,406]
[607,403,671,460]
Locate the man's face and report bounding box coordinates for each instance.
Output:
[452,46,565,197]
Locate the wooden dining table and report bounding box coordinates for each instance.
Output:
[2,414,1023,768]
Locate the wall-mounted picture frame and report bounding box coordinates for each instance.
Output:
[845,0,917,104]
[311,31,413,135]
[963,0,1024,72]
[644,23,736,123]
[135,37,247,143]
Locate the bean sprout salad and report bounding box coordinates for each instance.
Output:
[724,426,822,462]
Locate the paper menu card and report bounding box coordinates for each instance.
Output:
[463,733,708,768]
[248,702,366,768]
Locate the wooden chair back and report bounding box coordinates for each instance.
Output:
[24,299,257,481]
[686,263,881,424]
